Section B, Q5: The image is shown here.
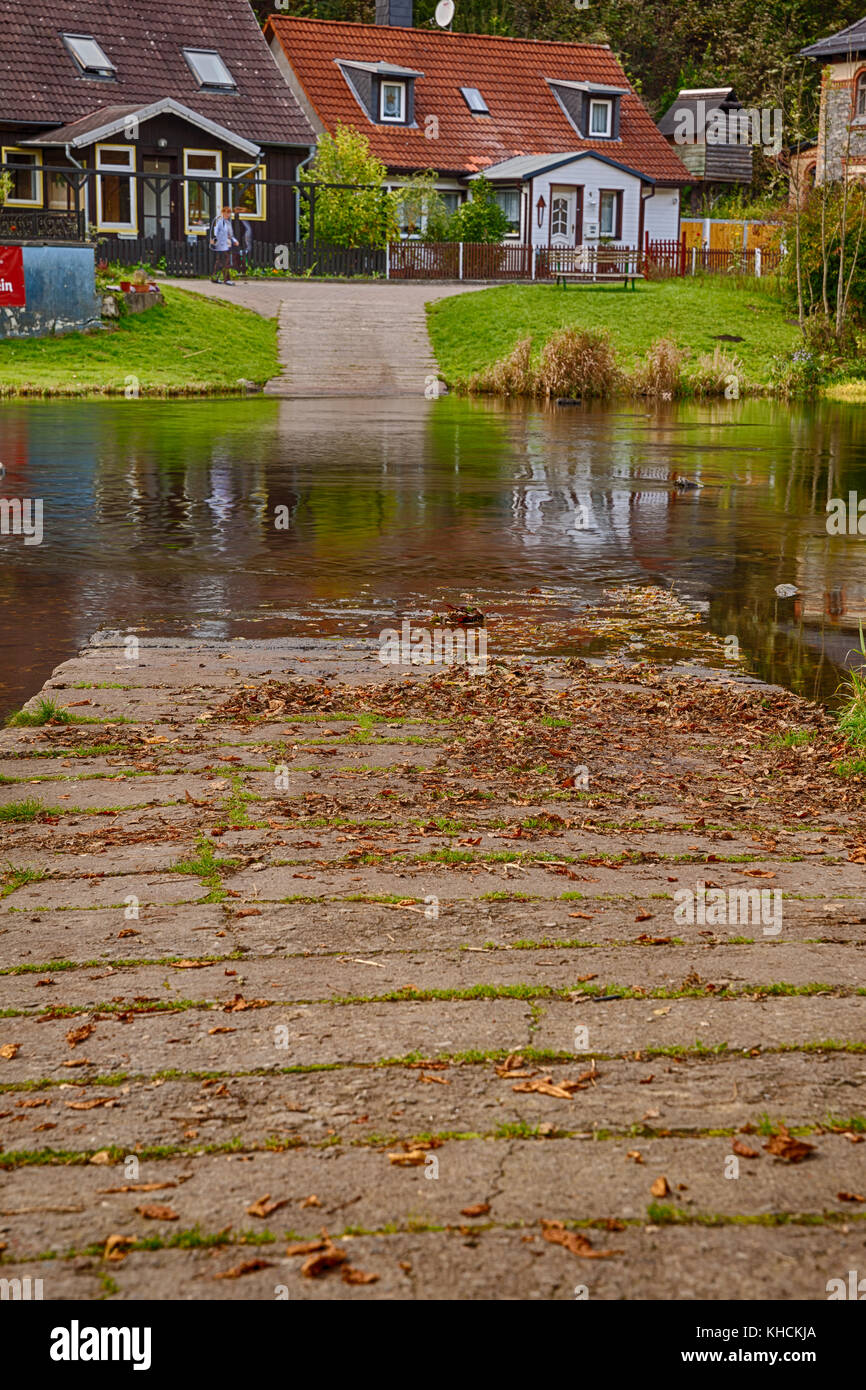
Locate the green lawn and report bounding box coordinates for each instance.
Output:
[427,277,800,388]
[0,286,279,396]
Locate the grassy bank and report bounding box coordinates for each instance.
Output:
[0,286,278,397]
[427,277,799,392]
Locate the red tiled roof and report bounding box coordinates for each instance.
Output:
[0,0,314,147]
[267,17,688,182]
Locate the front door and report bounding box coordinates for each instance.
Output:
[141,156,176,246]
[549,186,583,247]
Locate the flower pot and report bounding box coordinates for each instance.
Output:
[120,281,133,292]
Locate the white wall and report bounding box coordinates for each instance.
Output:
[528,156,640,248]
[642,187,681,244]
[522,156,680,248]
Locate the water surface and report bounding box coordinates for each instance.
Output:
[2,393,866,716]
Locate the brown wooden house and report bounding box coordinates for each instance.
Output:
[0,0,315,248]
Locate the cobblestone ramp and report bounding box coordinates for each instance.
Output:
[0,634,864,1300]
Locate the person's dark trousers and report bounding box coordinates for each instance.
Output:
[211,250,232,283]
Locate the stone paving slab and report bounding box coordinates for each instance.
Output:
[1,1055,862,1156]
[3,1225,863,1300]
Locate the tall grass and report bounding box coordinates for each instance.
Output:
[462,330,749,400]
[837,624,866,747]
[635,337,687,397]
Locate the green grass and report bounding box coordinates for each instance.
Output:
[0,799,58,823]
[0,286,279,396]
[6,698,74,727]
[426,278,798,388]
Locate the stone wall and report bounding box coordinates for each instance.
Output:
[0,244,102,339]
[818,65,866,183]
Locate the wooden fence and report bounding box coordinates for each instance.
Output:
[94,233,783,281]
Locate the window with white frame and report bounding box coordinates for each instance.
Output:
[96,145,136,231]
[183,49,236,92]
[857,72,866,118]
[493,188,520,236]
[589,99,612,137]
[1,148,42,206]
[380,81,406,122]
[228,163,266,221]
[598,189,621,237]
[184,150,222,234]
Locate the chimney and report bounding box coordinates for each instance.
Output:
[375,0,413,25]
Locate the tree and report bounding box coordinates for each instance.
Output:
[445,177,511,243]
[300,123,398,247]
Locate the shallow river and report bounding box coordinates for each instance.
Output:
[1,392,866,717]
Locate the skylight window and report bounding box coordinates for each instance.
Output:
[183,49,236,91]
[63,34,115,79]
[461,87,489,114]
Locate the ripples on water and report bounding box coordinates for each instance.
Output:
[1,393,866,715]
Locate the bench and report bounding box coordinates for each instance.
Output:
[555,270,643,290]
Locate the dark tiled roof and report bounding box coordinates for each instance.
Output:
[0,0,314,146]
[802,17,866,60]
[267,17,689,182]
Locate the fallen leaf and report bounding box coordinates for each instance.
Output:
[286,1239,327,1257]
[214,1259,273,1280]
[388,1150,427,1166]
[764,1127,815,1163]
[460,1203,491,1217]
[103,1234,136,1262]
[136,1204,179,1221]
[208,1026,236,1035]
[650,1176,671,1198]
[540,1219,622,1259]
[302,1243,348,1278]
[65,1098,114,1111]
[89,1150,113,1165]
[626,1150,644,1164]
[838,1191,866,1203]
[732,1139,760,1159]
[0,1044,20,1060]
[300,1194,322,1208]
[66,1024,94,1048]
[341,1266,380,1285]
[247,1193,289,1219]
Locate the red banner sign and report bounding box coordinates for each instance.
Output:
[0,246,26,307]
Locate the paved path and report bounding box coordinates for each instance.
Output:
[164,277,482,398]
[1,609,864,1299]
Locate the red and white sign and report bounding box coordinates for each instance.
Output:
[0,246,26,307]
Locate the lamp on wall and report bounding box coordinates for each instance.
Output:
[536,194,546,227]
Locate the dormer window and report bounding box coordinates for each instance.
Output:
[184,48,236,92]
[380,81,406,122]
[589,99,612,137]
[461,87,489,115]
[62,34,115,79]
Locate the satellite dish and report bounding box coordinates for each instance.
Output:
[435,0,455,27]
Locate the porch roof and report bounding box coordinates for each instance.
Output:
[20,98,260,157]
[470,150,656,184]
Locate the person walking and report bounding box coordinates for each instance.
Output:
[209,206,238,284]
[236,212,253,276]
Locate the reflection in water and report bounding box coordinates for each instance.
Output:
[2,393,866,715]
